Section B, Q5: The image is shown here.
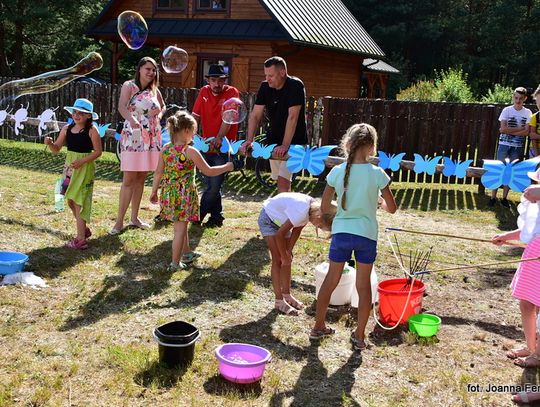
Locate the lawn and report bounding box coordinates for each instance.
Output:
[0,138,534,406]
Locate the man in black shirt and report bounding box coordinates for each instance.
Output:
[241,56,307,192]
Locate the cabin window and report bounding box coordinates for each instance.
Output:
[156,0,185,10]
[197,57,232,88]
[196,0,228,11]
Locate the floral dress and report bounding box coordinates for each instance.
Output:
[159,143,199,222]
[120,80,162,172]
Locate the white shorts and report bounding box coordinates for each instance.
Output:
[269,159,293,181]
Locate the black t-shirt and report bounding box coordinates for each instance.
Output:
[254,76,307,145]
[66,125,93,153]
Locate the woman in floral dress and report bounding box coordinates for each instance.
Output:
[110,56,165,235]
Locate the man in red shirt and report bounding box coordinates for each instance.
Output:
[192,64,239,227]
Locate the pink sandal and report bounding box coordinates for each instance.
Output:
[66,239,88,250]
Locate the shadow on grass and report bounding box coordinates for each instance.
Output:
[393,186,519,231]
[269,341,362,407]
[164,237,269,309]
[25,233,124,280]
[134,360,190,389]
[203,374,262,399]
[438,315,523,340]
[59,240,175,331]
[219,310,305,361]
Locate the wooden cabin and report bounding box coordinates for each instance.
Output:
[87,0,398,98]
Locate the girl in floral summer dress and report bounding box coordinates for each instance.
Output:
[110,56,165,235]
[150,111,234,270]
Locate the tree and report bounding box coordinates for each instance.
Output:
[0,0,108,77]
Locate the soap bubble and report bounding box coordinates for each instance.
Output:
[117,11,148,50]
[161,46,189,74]
[221,98,247,125]
[0,52,103,109]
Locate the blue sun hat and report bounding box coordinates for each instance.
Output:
[64,98,99,120]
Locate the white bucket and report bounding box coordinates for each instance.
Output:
[350,266,379,307]
[314,262,355,305]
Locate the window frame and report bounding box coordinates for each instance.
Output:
[193,0,229,13]
[196,55,233,89]
[154,0,186,12]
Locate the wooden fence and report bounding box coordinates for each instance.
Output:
[1,77,535,185]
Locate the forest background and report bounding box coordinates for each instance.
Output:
[0,0,539,100]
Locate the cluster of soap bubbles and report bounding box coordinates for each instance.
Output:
[117,11,190,75]
[222,97,247,125]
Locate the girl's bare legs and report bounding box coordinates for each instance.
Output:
[129,172,148,225]
[182,228,191,255]
[172,221,188,264]
[264,236,298,315]
[69,200,86,241]
[353,262,373,341]
[313,261,346,330]
[521,300,538,352]
[113,171,138,230]
[264,236,284,300]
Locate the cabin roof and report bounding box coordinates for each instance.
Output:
[363,58,400,74]
[87,0,385,57]
[258,0,385,58]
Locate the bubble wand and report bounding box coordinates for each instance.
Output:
[385,227,525,248]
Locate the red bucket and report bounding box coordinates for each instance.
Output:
[377,278,425,325]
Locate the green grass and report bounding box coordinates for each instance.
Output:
[0,138,530,406]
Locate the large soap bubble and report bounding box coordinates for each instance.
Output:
[117,11,148,50]
[221,98,247,125]
[161,46,189,74]
[0,52,103,109]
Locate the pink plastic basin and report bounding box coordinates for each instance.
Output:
[215,343,272,384]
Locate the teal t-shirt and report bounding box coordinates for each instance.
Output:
[327,163,390,241]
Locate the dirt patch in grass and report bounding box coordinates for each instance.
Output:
[0,140,533,406]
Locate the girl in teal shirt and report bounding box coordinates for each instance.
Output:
[310,123,397,351]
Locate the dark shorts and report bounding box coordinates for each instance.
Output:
[329,233,377,264]
[496,144,523,161]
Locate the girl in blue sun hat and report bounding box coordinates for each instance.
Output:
[44,98,102,249]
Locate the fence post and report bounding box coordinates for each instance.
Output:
[320,96,332,146]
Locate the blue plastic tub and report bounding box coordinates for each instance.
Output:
[0,252,28,275]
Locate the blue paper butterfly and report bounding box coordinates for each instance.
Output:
[251,142,277,159]
[192,135,211,152]
[378,151,406,171]
[286,145,337,175]
[442,157,473,178]
[413,154,442,175]
[67,118,110,138]
[161,128,170,146]
[220,138,244,154]
[481,157,540,192]
[96,123,111,138]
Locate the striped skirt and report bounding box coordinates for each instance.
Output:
[512,235,540,307]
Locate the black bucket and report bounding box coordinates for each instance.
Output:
[153,321,200,368]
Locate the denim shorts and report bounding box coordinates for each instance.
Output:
[329,233,377,264]
[496,144,524,161]
[258,208,292,238]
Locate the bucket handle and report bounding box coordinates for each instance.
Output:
[152,331,201,347]
[373,276,418,331]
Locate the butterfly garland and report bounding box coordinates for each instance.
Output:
[66,118,111,138]
[220,137,244,154]
[251,141,277,159]
[378,151,406,171]
[442,157,473,178]
[286,145,337,176]
[413,154,442,175]
[481,157,540,192]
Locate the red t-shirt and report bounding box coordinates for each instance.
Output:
[192,85,240,141]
